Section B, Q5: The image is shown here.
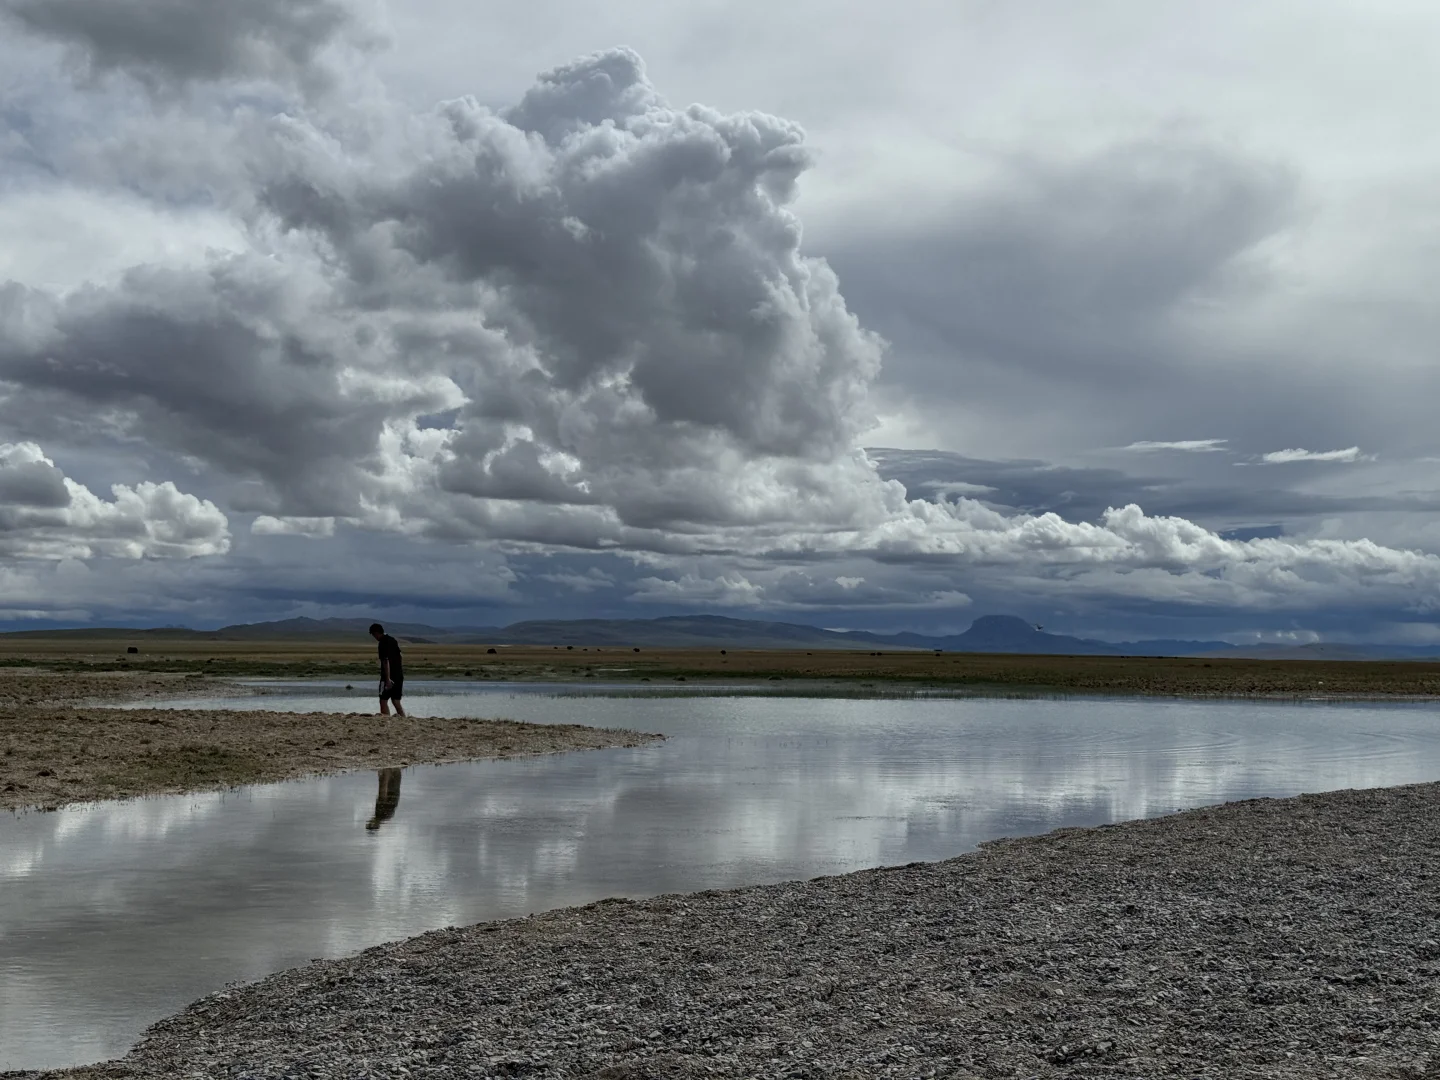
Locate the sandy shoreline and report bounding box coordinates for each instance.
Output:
[0,671,662,813]
[24,780,1440,1079]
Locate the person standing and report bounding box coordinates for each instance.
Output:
[369,623,406,716]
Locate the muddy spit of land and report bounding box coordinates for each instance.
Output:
[0,670,662,812]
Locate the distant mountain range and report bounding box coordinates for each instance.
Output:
[9,612,1438,659]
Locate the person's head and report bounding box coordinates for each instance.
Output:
[369,623,384,639]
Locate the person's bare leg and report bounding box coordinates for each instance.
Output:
[379,697,390,716]
[394,699,406,717]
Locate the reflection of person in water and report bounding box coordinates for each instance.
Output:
[365,768,402,831]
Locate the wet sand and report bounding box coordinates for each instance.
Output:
[0,671,662,813]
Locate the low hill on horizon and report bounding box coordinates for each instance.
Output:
[0,612,1261,656]
[7,612,1438,659]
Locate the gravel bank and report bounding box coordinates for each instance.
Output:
[0,669,234,709]
[36,782,1440,1079]
[1,672,662,812]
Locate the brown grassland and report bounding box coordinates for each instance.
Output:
[4,635,1440,696]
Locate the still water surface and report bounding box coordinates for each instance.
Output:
[4,684,1440,1070]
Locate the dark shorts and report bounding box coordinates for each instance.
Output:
[379,678,404,701]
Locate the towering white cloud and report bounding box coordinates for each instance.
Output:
[0,46,889,548]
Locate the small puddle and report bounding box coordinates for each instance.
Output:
[4,688,1440,1070]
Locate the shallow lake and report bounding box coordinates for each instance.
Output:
[4,683,1440,1070]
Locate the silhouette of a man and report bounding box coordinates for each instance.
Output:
[369,622,406,716]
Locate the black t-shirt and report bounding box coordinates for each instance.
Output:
[377,634,404,681]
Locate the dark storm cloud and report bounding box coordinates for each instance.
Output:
[812,135,1389,467]
[1,0,360,90]
[0,523,512,626]
[826,137,1296,381]
[0,268,461,517]
[0,451,69,508]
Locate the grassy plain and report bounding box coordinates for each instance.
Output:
[4,635,1440,697]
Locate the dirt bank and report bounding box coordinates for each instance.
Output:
[0,671,662,813]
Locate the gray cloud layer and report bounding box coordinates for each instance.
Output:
[2,2,1439,640]
[1,0,360,90]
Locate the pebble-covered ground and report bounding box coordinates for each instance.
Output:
[0,671,661,811]
[36,782,1440,1079]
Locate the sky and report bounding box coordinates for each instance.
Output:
[1,0,1439,643]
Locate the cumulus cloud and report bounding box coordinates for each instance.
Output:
[626,567,972,612]
[251,515,336,538]
[0,0,365,91]
[918,480,996,498]
[0,442,229,559]
[0,46,885,551]
[1121,439,1228,453]
[594,486,1440,618]
[629,573,768,608]
[852,498,1440,614]
[1260,446,1366,464]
